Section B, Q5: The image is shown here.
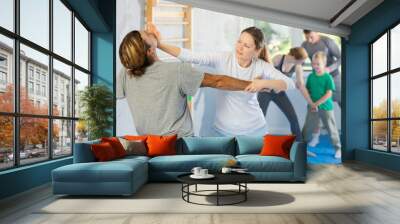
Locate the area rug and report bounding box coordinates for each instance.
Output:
[37,183,362,214]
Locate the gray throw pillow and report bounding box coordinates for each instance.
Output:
[118,138,147,156]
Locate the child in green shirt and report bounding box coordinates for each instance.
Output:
[302,51,342,159]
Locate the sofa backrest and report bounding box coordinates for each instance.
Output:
[177,137,236,155]
[73,139,100,163]
[235,136,263,155]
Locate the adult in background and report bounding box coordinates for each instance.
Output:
[257,47,309,141]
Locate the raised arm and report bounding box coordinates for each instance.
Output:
[201,73,251,91]
[148,23,220,67]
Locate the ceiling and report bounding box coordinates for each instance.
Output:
[170,0,384,37]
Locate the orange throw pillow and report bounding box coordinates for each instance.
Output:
[124,135,148,141]
[146,135,177,157]
[91,142,117,161]
[259,135,296,159]
[101,137,127,158]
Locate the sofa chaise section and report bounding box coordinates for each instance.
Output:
[52,141,149,196]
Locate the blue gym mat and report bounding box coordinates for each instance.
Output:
[307,134,342,165]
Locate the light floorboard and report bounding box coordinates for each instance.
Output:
[1,162,400,224]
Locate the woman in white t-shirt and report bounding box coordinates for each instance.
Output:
[148,25,295,136]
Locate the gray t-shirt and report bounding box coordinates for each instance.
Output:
[301,36,341,76]
[117,61,204,138]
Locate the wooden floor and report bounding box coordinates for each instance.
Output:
[1,162,400,224]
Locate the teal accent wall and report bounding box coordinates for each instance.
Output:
[0,0,116,200]
[91,32,115,135]
[345,0,400,171]
[0,158,72,199]
[91,0,116,135]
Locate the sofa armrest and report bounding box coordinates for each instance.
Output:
[289,141,307,181]
[73,140,100,163]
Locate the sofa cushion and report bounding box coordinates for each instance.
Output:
[91,142,118,161]
[177,137,235,155]
[260,135,296,159]
[235,136,263,155]
[148,154,235,172]
[118,138,147,156]
[147,135,177,157]
[101,137,127,158]
[52,158,147,183]
[236,155,293,172]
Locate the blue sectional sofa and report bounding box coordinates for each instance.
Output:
[52,136,306,196]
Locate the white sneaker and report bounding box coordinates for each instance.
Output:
[334,150,342,159]
[308,134,320,147]
[307,150,317,157]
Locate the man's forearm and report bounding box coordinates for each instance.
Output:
[201,73,250,91]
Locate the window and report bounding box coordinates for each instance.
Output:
[20,0,49,49]
[28,67,34,80]
[53,59,71,117]
[0,34,13,113]
[53,0,72,60]
[0,0,91,170]
[28,81,34,94]
[75,18,89,70]
[0,54,8,87]
[42,85,46,97]
[0,0,14,32]
[53,119,72,158]
[35,70,41,81]
[0,116,13,170]
[36,83,40,95]
[0,54,7,67]
[0,71,6,85]
[371,23,400,154]
[74,69,89,118]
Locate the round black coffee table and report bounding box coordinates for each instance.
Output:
[177,173,255,206]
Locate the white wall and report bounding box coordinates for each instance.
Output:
[116,0,145,136]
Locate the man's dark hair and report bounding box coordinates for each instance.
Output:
[303,29,311,34]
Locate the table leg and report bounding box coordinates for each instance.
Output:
[187,184,190,202]
[195,184,197,192]
[217,184,219,206]
[245,183,247,201]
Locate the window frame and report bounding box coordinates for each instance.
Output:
[0,0,92,171]
[370,20,400,154]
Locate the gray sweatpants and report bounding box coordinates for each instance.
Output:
[302,109,341,152]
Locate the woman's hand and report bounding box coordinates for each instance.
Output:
[146,23,162,46]
[245,80,268,93]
